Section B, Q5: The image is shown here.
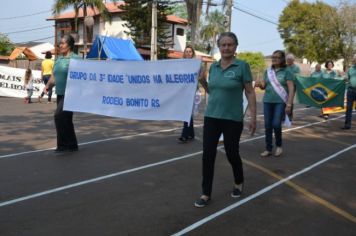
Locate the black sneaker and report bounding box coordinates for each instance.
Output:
[341,126,351,130]
[194,197,210,208]
[231,185,243,198]
[178,137,188,143]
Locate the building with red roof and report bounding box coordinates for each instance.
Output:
[47,2,189,58]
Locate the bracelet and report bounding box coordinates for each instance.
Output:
[286,104,292,107]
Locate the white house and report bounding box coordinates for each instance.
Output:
[47,2,188,57]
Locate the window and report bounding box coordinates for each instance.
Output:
[176,28,184,36]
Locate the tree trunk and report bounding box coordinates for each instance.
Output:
[186,0,203,46]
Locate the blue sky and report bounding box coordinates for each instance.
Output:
[0,0,344,56]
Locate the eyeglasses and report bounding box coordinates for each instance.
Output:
[272,56,281,59]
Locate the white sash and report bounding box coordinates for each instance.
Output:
[267,67,288,103]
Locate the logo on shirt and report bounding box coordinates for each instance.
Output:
[224,70,235,78]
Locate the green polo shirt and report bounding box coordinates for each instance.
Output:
[205,58,253,122]
[347,65,356,88]
[287,64,301,76]
[311,71,323,79]
[53,53,81,95]
[321,70,337,79]
[263,67,294,103]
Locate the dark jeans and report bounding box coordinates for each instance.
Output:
[344,87,356,128]
[181,116,194,138]
[263,102,286,152]
[55,95,78,149]
[201,117,244,197]
[40,75,53,101]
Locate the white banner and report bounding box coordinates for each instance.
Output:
[64,59,201,122]
[0,65,46,98]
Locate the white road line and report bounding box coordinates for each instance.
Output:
[172,144,356,236]
[0,127,183,159]
[0,115,345,208]
[0,107,329,160]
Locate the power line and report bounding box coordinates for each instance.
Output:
[15,36,55,44]
[4,26,53,35]
[233,1,278,22]
[0,10,51,21]
[233,6,278,25]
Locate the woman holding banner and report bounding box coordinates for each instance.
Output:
[178,45,196,143]
[194,32,256,208]
[44,34,81,153]
[255,50,295,158]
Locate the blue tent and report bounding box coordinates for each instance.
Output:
[87,35,143,61]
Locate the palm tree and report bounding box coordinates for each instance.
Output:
[185,0,203,46]
[201,10,225,55]
[53,0,116,57]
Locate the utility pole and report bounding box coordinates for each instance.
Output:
[150,0,158,61]
[224,0,233,32]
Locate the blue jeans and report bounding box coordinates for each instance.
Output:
[344,87,356,128]
[263,102,286,152]
[40,75,53,101]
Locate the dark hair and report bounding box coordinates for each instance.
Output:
[183,45,195,58]
[272,50,287,68]
[324,60,334,68]
[61,34,75,51]
[45,51,52,59]
[217,32,238,47]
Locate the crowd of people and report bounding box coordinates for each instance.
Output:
[27,32,354,208]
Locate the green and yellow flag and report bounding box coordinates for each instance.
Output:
[295,76,346,108]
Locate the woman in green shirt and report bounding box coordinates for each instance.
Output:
[194,32,257,208]
[44,34,80,153]
[322,60,337,79]
[255,50,295,158]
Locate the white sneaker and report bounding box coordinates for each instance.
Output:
[260,150,272,157]
[274,147,283,157]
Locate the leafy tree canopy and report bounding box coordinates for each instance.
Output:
[278,0,341,63]
[119,0,172,59]
[237,52,266,80]
[0,34,14,55]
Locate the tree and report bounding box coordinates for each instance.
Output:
[120,0,172,59]
[278,0,340,63]
[185,0,203,46]
[200,10,225,55]
[336,0,356,67]
[237,52,266,80]
[170,3,187,19]
[0,33,14,55]
[53,0,116,57]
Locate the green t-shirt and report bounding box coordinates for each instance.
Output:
[263,67,294,103]
[287,64,301,77]
[53,53,81,95]
[347,65,356,88]
[310,71,323,79]
[205,58,253,122]
[321,70,337,79]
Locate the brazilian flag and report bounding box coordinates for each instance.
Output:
[295,76,346,108]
